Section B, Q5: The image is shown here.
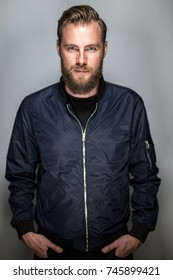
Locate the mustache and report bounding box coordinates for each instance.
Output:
[71,65,91,71]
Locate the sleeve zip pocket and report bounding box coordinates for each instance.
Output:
[145,140,152,170]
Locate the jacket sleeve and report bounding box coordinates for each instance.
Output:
[128,96,161,242]
[5,99,39,238]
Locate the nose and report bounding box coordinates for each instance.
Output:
[76,50,87,65]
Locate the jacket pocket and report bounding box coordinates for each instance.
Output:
[144,139,155,171]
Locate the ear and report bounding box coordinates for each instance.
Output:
[56,40,60,56]
[103,41,108,58]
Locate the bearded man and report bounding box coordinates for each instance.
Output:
[6,5,160,260]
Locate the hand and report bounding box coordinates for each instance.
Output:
[102,234,142,258]
[21,232,63,258]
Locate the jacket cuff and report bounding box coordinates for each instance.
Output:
[129,223,150,243]
[15,220,35,239]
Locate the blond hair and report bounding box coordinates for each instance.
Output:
[57,5,107,43]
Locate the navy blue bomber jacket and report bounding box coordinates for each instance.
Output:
[6,78,161,251]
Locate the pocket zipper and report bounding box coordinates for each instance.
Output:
[145,140,152,170]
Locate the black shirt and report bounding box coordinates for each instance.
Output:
[66,94,97,128]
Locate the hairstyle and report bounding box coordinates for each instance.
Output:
[57,5,107,43]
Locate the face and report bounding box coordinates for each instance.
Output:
[57,21,108,96]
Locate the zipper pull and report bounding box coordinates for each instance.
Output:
[145,140,150,149]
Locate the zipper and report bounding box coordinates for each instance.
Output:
[145,140,152,170]
[67,103,98,251]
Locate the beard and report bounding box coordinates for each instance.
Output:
[60,59,103,95]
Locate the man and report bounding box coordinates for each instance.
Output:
[5,5,161,260]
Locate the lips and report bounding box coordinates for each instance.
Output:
[75,68,88,71]
[75,70,89,73]
[72,66,90,72]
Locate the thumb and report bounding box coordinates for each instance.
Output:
[48,241,63,253]
[102,240,118,254]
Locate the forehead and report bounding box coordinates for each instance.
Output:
[61,21,102,44]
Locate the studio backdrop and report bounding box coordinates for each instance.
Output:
[0,0,173,259]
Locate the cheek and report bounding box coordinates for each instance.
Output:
[61,54,76,67]
[90,55,103,68]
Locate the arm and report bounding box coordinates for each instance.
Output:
[5,99,38,237]
[128,97,161,242]
[6,99,63,257]
[102,96,161,257]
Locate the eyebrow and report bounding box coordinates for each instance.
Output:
[63,43,102,48]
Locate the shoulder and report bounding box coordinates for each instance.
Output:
[104,80,145,107]
[21,83,59,107]
[15,83,60,122]
[17,83,61,116]
[105,81,143,100]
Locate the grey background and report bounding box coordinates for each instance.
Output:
[0,0,172,259]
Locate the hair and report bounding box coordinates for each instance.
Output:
[57,5,107,43]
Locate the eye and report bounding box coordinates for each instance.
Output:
[85,46,98,52]
[66,46,78,52]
